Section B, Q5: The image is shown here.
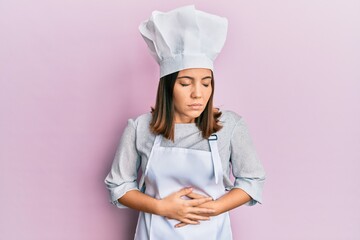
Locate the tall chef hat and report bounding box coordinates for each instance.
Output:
[138,5,228,78]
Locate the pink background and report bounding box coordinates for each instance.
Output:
[1,1,359,239]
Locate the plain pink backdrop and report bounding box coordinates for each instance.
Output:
[1,1,359,240]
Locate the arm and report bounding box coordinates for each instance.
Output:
[197,188,252,215]
[119,187,216,225]
[176,115,266,227]
[230,116,266,206]
[105,118,215,225]
[174,188,251,227]
[104,119,140,208]
[198,115,265,211]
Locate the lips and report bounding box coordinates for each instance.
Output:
[188,103,203,110]
[188,103,202,107]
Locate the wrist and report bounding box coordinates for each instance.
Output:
[199,200,221,216]
[154,198,164,216]
[211,200,222,216]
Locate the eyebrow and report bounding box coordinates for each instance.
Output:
[176,76,212,80]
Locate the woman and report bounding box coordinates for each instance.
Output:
[104,5,266,240]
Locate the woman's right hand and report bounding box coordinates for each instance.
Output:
[157,187,215,225]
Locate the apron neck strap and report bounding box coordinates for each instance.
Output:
[208,133,221,184]
[153,134,162,147]
[144,135,162,176]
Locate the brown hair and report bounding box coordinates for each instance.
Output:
[150,70,223,141]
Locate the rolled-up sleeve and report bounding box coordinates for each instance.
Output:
[230,117,266,206]
[104,118,141,208]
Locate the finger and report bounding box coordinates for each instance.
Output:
[177,187,193,197]
[179,218,199,225]
[186,213,210,221]
[190,207,216,214]
[187,197,213,206]
[175,222,188,228]
[186,192,210,199]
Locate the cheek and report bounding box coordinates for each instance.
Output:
[173,87,188,107]
[173,87,188,100]
[205,87,212,99]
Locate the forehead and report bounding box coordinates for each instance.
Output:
[177,68,212,77]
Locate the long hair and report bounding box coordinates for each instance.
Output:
[150,70,222,141]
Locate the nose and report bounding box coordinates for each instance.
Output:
[191,84,202,99]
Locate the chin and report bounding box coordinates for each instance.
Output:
[187,111,203,119]
[176,109,205,122]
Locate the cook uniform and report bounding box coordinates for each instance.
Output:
[104,111,266,239]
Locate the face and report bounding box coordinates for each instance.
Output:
[173,68,213,123]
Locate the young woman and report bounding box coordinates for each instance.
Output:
[104,5,266,240]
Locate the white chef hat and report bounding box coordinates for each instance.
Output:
[138,5,228,78]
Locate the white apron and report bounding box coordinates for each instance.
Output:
[134,133,233,240]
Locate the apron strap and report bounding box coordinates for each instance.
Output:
[208,133,221,184]
[144,135,162,176]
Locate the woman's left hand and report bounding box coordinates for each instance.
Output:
[175,188,253,228]
[175,192,219,228]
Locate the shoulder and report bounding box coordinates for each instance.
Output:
[212,110,244,150]
[125,112,152,128]
[214,109,244,140]
[218,110,255,143]
[127,112,155,140]
[121,112,153,137]
[218,109,243,127]
[132,112,152,126]
[217,109,256,141]
[123,112,155,153]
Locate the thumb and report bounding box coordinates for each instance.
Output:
[177,187,193,197]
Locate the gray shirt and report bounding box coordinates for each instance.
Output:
[104,110,266,208]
